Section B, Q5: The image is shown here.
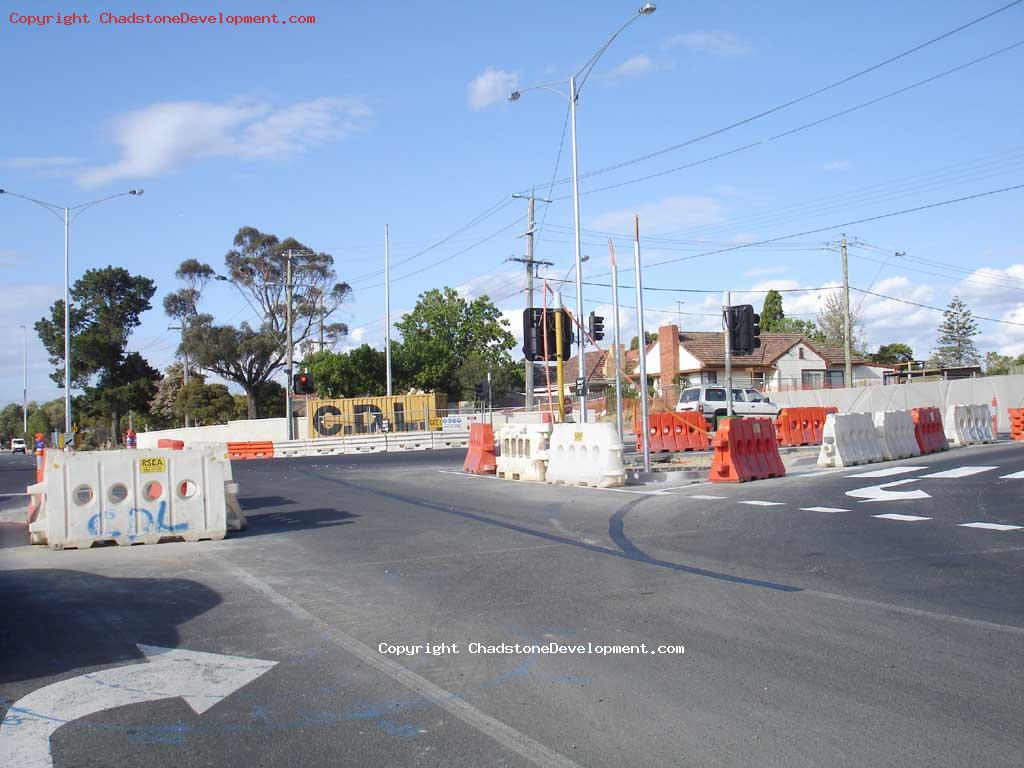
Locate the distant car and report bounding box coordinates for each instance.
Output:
[10,438,27,454]
[675,385,780,430]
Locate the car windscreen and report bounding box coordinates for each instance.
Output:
[705,388,726,401]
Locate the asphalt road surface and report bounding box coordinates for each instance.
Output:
[1,444,1022,767]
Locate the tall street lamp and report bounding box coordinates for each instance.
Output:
[0,187,144,448]
[18,324,27,433]
[509,3,656,421]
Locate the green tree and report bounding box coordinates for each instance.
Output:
[303,345,388,398]
[34,267,157,443]
[393,287,516,401]
[0,403,26,444]
[868,343,915,365]
[932,296,980,367]
[984,351,1024,376]
[816,289,865,353]
[175,381,236,425]
[150,363,205,427]
[629,332,658,351]
[760,290,785,331]
[252,380,286,418]
[453,353,525,402]
[26,407,54,442]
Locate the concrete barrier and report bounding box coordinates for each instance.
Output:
[818,412,885,468]
[873,410,921,461]
[546,423,625,488]
[27,449,230,550]
[496,422,551,482]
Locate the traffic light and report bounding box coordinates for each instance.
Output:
[588,311,605,341]
[293,371,315,395]
[727,305,762,356]
[474,382,485,400]
[521,308,574,361]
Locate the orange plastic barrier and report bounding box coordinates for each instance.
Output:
[709,417,785,483]
[637,413,710,453]
[1009,408,1024,442]
[227,441,275,460]
[27,449,45,525]
[911,407,947,455]
[463,423,497,474]
[157,439,185,450]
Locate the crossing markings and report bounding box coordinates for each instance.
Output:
[958,522,1024,532]
[800,506,849,513]
[919,466,998,479]
[846,466,927,479]
[999,470,1024,479]
[872,513,932,522]
[740,500,786,507]
[686,494,727,500]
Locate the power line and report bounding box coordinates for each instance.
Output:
[851,287,1024,327]
[524,0,1024,192]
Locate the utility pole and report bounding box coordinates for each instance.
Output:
[723,291,733,418]
[285,250,295,440]
[385,224,393,397]
[554,292,566,422]
[840,233,853,388]
[609,241,624,444]
[510,191,553,411]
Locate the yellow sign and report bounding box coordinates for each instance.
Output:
[139,457,167,474]
[574,431,584,442]
[429,417,442,431]
[72,423,78,433]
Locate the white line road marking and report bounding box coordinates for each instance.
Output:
[685,494,727,500]
[919,466,998,479]
[846,479,931,503]
[872,513,932,522]
[846,466,927,478]
[999,470,1024,479]
[739,500,785,506]
[221,561,582,768]
[800,506,850,513]
[958,522,1024,532]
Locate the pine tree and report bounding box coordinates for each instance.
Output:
[761,290,784,331]
[932,296,980,367]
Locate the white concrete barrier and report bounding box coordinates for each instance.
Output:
[496,423,551,482]
[27,449,229,550]
[545,423,625,488]
[945,404,996,446]
[873,410,921,461]
[818,412,885,468]
[270,431,470,458]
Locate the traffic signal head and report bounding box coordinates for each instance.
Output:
[522,307,545,361]
[727,304,760,356]
[588,311,605,341]
[474,382,485,400]
[751,311,761,350]
[293,372,315,395]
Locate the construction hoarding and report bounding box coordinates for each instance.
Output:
[308,393,448,438]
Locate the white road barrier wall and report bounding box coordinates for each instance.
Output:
[771,374,1024,432]
[873,410,921,461]
[27,449,229,550]
[137,417,309,448]
[546,423,625,488]
[496,423,551,482]
[945,404,996,446]
[818,412,885,468]
[270,431,470,458]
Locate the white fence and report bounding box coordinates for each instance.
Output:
[770,374,1024,432]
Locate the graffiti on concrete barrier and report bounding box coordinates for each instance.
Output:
[86,501,187,540]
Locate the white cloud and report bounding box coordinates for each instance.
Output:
[823,160,852,171]
[603,54,672,80]
[956,264,1024,309]
[591,195,725,234]
[467,67,519,111]
[455,270,520,301]
[664,31,753,58]
[77,97,372,187]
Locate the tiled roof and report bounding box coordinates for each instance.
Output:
[562,349,609,382]
[676,332,864,367]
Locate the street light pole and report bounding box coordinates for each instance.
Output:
[384,224,393,397]
[285,251,294,440]
[0,187,143,450]
[19,324,27,433]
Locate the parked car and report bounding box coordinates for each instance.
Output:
[675,385,780,429]
[10,438,27,454]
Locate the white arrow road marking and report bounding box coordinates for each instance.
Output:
[999,470,1024,479]
[919,466,998,479]
[800,506,850,513]
[958,522,1024,531]
[739,500,785,506]
[872,513,932,522]
[0,645,276,768]
[846,479,932,503]
[846,466,927,478]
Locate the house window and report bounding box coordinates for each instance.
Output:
[798,347,805,360]
[701,371,718,384]
[825,370,845,388]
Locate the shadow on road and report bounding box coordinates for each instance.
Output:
[0,569,221,688]
[238,507,359,538]
[240,495,296,510]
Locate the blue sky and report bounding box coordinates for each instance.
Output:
[3,0,1024,405]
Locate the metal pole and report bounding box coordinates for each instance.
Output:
[724,290,733,418]
[19,324,28,433]
[554,293,566,422]
[633,215,650,473]
[569,75,586,423]
[385,224,393,397]
[182,327,191,428]
[525,194,535,410]
[609,244,624,444]
[286,252,294,440]
[63,207,71,449]
[841,233,853,388]
[487,368,493,425]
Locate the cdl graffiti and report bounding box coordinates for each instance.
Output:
[309,394,446,438]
